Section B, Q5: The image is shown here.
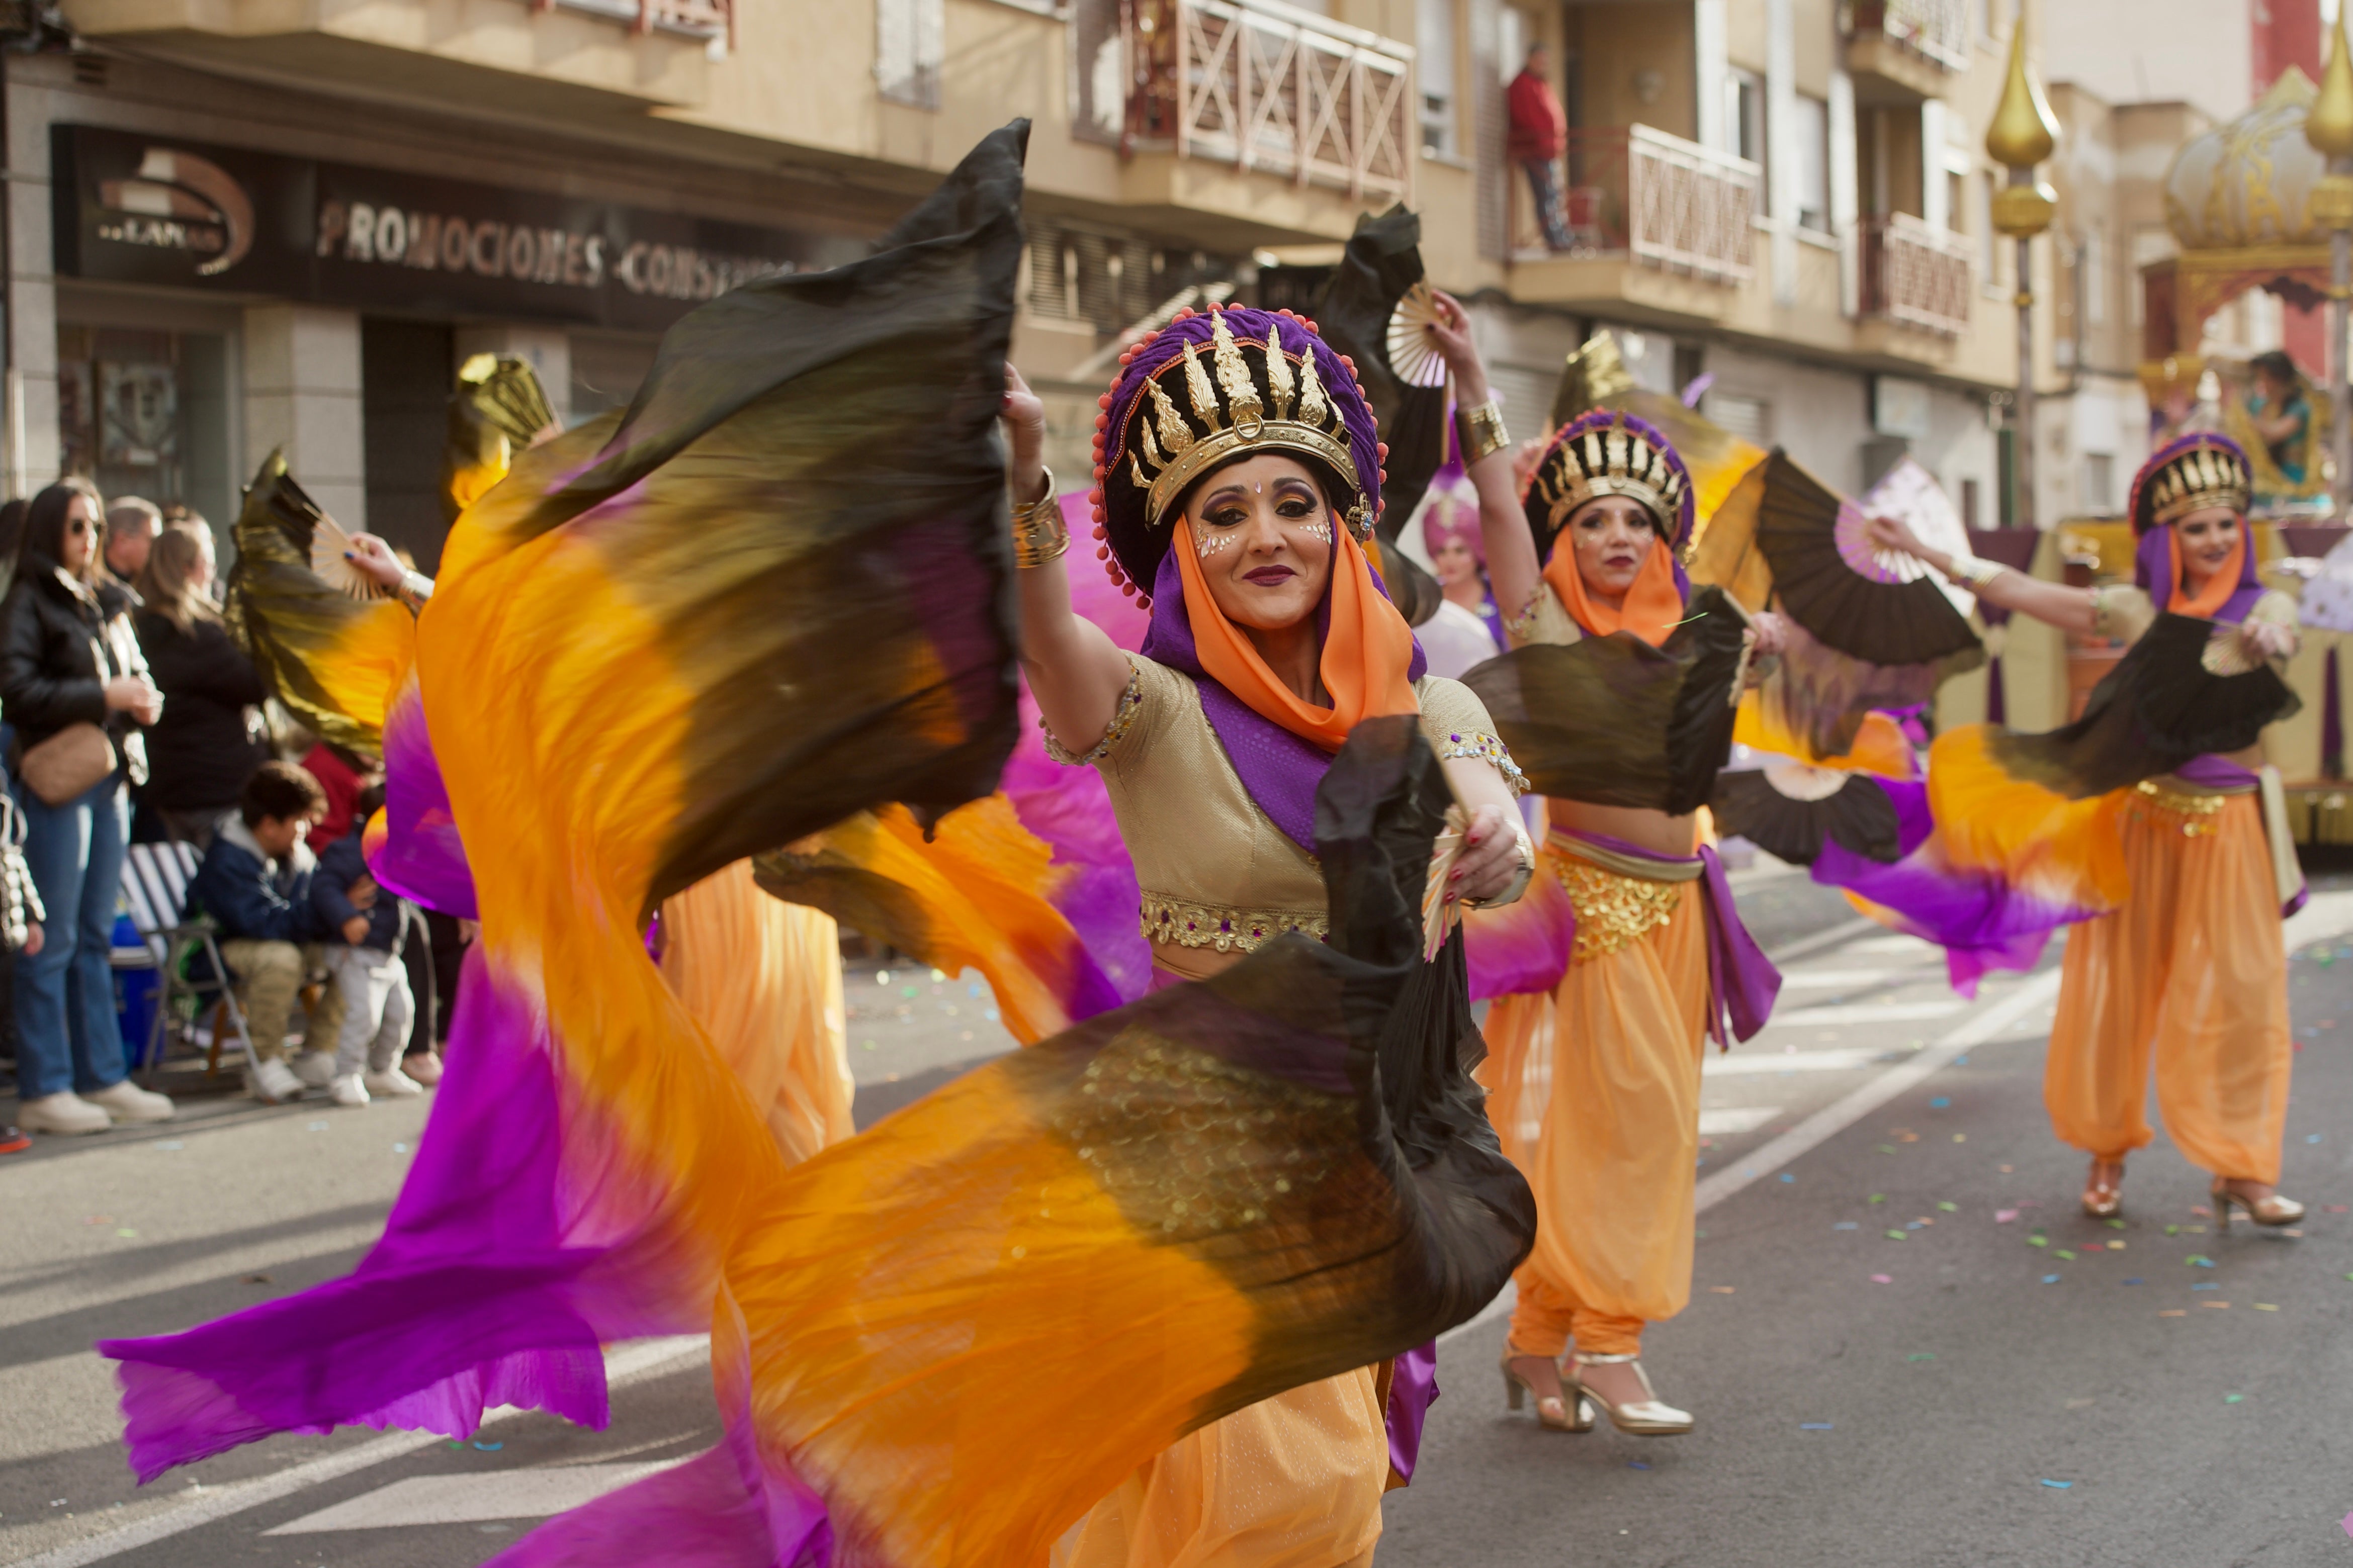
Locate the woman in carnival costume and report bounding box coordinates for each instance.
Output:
[1865,434,2304,1229]
[1442,299,1788,1437]
[1007,297,1535,1567]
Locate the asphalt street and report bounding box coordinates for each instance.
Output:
[5,859,2351,1567]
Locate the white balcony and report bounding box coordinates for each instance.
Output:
[1862,213,1973,336]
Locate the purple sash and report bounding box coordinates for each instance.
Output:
[1555,829,1783,1047]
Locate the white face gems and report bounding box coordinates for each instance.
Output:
[1296,516,1334,547]
[1195,526,1240,562]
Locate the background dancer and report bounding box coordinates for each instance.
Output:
[1864,434,2302,1231]
[1009,300,1532,1567]
[1444,296,1786,1438]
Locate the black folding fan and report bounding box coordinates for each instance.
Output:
[1710,767,1903,866]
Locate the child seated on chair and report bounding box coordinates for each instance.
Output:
[192,760,341,1103]
[308,780,418,1106]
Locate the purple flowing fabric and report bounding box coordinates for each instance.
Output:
[365,675,478,920]
[1385,1341,1439,1485]
[1553,829,1781,1046]
[1809,778,2071,997]
[99,952,703,1482]
[1137,543,1427,854]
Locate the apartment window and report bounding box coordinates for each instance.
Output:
[1726,68,1766,167]
[877,0,944,109]
[1947,171,1966,237]
[1979,174,2002,286]
[2083,222,2107,325]
[1794,93,1830,233]
[1708,392,1772,443]
[2084,453,2115,513]
[1418,0,1459,156]
[2130,226,2171,329]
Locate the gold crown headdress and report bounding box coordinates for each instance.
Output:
[1526,411,1692,545]
[1119,309,1371,539]
[2136,436,2251,530]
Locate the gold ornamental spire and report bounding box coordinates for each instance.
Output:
[2311,4,2353,160]
[1984,7,2058,169]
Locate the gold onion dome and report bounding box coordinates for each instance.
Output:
[2164,67,2330,248]
[1984,17,2058,169]
[2310,8,2353,160]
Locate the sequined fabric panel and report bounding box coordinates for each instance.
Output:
[1049,1027,1358,1243]
[1555,856,1681,960]
[1141,893,1330,952]
[1436,729,1531,796]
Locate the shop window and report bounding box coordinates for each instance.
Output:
[57,325,233,532]
[361,318,455,574]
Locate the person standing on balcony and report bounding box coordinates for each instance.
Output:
[1508,42,1573,252]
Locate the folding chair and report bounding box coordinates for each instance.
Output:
[119,841,260,1083]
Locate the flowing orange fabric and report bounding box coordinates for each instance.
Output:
[2044,793,2292,1181]
[1542,531,1684,647]
[1924,725,2132,917]
[1734,701,1914,777]
[2164,526,2245,618]
[1051,1371,1387,1568]
[1171,514,1416,751]
[661,860,854,1167]
[1476,866,1709,1358]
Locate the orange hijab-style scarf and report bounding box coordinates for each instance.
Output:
[2163,524,2246,618]
[1170,514,1419,752]
[1542,525,1686,646]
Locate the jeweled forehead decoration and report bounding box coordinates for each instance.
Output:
[1119,309,1368,538]
[1528,412,1689,539]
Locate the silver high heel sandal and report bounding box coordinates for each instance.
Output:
[1500,1352,1594,1432]
[2212,1176,2304,1230]
[1568,1352,1694,1436]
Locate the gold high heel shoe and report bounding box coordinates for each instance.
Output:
[2081,1157,2126,1220]
[1500,1352,1593,1432]
[1568,1353,1693,1436]
[2212,1177,2304,1230]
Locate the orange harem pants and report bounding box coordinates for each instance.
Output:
[1051,1368,1387,1568]
[1477,864,1709,1359]
[2045,791,2292,1184]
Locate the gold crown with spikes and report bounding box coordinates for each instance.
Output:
[2142,438,2250,527]
[1124,309,1370,537]
[1529,415,1689,539]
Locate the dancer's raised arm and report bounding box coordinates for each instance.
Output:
[1001,363,1132,750]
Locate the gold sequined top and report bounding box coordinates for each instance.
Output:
[1045,653,1518,952]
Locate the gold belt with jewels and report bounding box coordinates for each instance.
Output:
[1546,837,1690,961]
[2129,778,2234,838]
[1141,892,1328,953]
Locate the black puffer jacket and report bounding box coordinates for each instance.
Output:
[1,564,152,785]
[134,610,267,811]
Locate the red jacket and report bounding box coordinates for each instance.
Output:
[1507,69,1567,162]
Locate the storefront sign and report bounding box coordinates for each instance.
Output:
[54,124,863,330]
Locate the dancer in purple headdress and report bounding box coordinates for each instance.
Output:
[1866,433,2305,1229]
[1004,298,1534,1567]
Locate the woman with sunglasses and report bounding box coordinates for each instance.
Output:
[2,478,172,1135]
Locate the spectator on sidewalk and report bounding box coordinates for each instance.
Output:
[132,521,269,850]
[192,760,350,1103]
[102,497,160,601]
[309,780,421,1106]
[0,787,42,1155]
[4,479,173,1136]
[1508,42,1574,252]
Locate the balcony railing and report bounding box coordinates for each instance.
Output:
[1552,125,1760,285]
[1119,0,1416,204]
[534,0,731,44]
[1862,213,1973,335]
[1842,0,1969,72]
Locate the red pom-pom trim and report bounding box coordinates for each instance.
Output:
[1137,594,1152,609]
[1096,545,1110,559]
[1376,441,1389,458]
[1121,582,1137,598]
[1092,526,1107,539]
[1097,393,1112,409]
[1093,464,1107,480]
[1094,413,1109,430]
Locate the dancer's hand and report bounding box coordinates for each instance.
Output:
[1862,513,1934,566]
[1001,364,1047,506]
[342,533,408,591]
[2241,617,2296,662]
[1748,610,1789,661]
[1450,803,1526,905]
[1424,291,1492,405]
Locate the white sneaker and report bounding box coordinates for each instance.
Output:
[84,1079,176,1124]
[246,1057,305,1103]
[291,1051,339,1089]
[363,1067,423,1098]
[18,1091,111,1134]
[326,1072,370,1107]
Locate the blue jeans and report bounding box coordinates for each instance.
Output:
[1520,156,1573,250]
[14,772,131,1098]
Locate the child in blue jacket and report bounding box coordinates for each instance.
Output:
[309,780,418,1106]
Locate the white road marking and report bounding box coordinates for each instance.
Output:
[1774,968,1936,990]
[1703,1048,1887,1076]
[1441,957,2064,1346]
[263,1461,689,1535]
[18,1336,711,1568]
[1839,933,1945,956]
[1761,915,1879,965]
[1764,1000,1966,1027]
[1696,1106,1782,1135]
